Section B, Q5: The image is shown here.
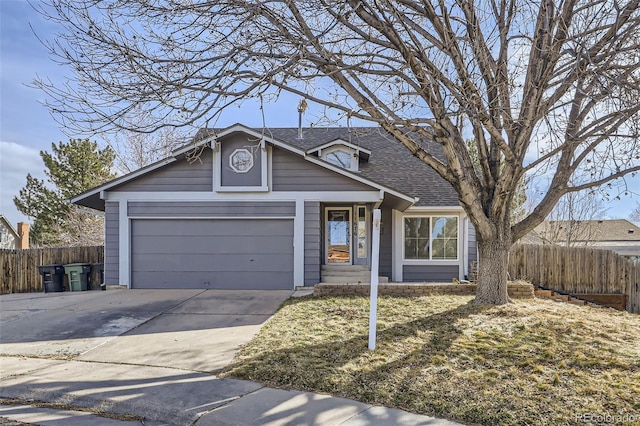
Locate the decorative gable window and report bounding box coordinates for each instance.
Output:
[229,148,254,173]
[321,146,358,171]
[310,139,370,172]
[325,149,353,169]
[214,135,268,192]
[404,216,458,260]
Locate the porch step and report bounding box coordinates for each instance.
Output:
[321,276,390,284]
[321,270,379,277]
[321,265,370,271]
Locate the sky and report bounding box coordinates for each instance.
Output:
[0,0,638,230]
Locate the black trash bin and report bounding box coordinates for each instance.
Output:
[91,263,105,290]
[38,264,65,293]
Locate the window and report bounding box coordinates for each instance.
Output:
[404,216,458,260]
[324,149,353,169]
[357,206,367,258]
[229,148,254,173]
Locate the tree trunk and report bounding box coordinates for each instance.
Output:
[474,237,511,305]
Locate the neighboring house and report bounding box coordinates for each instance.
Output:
[71,124,478,290]
[0,216,28,249]
[0,216,19,249]
[534,219,640,261]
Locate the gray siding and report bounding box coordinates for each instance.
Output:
[219,134,263,187]
[114,154,213,192]
[104,201,119,285]
[468,222,477,278]
[272,148,375,192]
[403,265,460,282]
[131,219,294,289]
[128,201,295,217]
[304,201,321,286]
[379,206,393,278]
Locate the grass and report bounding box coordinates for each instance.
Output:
[221,295,640,425]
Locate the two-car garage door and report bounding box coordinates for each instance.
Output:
[130,219,294,289]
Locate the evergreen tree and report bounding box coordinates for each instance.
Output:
[14,139,116,246]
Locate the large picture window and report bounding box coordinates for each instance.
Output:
[404,216,458,260]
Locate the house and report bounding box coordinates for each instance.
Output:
[0,216,29,250]
[534,219,640,261]
[71,124,477,289]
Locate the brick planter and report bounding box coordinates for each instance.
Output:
[313,282,534,298]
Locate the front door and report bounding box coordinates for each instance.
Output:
[326,208,352,264]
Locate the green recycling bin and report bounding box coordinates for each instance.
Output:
[63,263,91,291]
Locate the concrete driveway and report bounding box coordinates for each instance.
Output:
[0,289,291,372]
[0,289,460,425]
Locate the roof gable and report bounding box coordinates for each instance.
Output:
[0,215,19,239]
[72,124,421,210]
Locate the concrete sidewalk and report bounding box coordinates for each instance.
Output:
[0,357,460,425]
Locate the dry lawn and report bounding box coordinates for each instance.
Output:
[222,295,640,426]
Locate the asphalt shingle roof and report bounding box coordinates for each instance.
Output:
[535,219,640,242]
[197,126,460,207]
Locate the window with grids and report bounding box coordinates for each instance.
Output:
[404,216,458,260]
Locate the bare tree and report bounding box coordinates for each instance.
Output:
[630,203,640,224]
[53,206,105,247]
[34,0,640,304]
[103,109,187,174]
[536,190,609,246]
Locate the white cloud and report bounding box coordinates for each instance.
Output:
[0,141,46,227]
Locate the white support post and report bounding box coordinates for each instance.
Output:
[368,209,382,350]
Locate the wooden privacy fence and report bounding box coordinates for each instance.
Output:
[509,244,640,314]
[0,246,104,294]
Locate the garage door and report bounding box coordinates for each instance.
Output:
[131,219,294,289]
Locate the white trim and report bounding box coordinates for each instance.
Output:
[463,215,469,279]
[392,211,467,281]
[267,145,273,189]
[303,155,415,204]
[261,140,268,189]
[325,206,353,265]
[294,201,305,286]
[321,145,358,171]
[229,148,254,173]
[392,209,402,282]
[405,205,464,211]
[308,139,372,157]
[356,205,368,259]
[127,215,298,290]
[402,260,461,266]
[216,186,270,192]
[104,191,382,202]
[193,124,307,157]
[214,137,269,192]
[402,215,460,262]
[70,157,177,204]
[75,123,415,208]
[127,216,295,220]
[118,201,130,288]
[213,147,221,191]
[173,134,217,156]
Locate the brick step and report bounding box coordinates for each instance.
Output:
[568,298,588,306]
[321,270,377,277]
[321,276,389,284]
[534,289,553,298]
